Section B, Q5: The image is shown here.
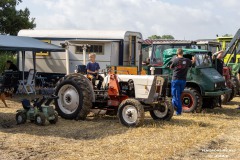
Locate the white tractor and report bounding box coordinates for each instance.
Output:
[54,72,174,127]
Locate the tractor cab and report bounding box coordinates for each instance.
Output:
[150,40,197,66]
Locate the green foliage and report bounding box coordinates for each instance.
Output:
[0,0,36,35]
[148,35,161,40]
[148,34,175,40]
[161,35,174,39]
[0,51,17,74]
[222,34,233,37]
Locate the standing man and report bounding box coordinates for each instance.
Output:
[170,48,195,115]
[212,50,224,75]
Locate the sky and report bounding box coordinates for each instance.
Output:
[17,0,240,40]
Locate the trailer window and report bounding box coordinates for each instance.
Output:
[76,44,104,55]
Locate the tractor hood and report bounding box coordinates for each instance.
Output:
[198,68,225,90]
[200,68,224,82]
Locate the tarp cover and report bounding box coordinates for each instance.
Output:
[163,48,207,65]
[0,35,65,52]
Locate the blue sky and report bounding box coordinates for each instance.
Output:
[17,0,240,40]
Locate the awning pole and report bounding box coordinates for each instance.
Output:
[65,48,70,75]
[22,51,25,81]
[83,45,87,65]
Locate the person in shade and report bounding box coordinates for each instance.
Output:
[6,60,18,71]
[170,48,196,115]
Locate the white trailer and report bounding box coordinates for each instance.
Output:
[18,30,143,74]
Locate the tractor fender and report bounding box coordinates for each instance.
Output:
[185,82,203,95]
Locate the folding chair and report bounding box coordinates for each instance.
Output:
[18,69,36,94]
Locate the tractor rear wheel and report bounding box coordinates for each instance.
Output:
[118,99,144,127]
[150,99,173,121]
[181,87,202,113]
[55,74,93,120]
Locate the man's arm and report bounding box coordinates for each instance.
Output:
[191,56,196,64]
[169,58,176,69]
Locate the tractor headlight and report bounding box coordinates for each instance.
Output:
[214,83,217,89]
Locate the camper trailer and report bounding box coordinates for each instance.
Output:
[18,30,143,77]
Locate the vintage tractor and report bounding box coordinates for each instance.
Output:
[54,72,173,127]
[218,29,240,96]
[153,48,232,113]
[196,40,237,104]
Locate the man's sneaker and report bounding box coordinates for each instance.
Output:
[174,112,181,116]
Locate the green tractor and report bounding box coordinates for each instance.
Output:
[149,48,231,112]
[217,29,240,96]
[196,40,237,104]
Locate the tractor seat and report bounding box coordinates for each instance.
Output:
[21,99,31,110]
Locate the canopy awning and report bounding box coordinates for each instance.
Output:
[0,34,65,94]
[0,34,65,52]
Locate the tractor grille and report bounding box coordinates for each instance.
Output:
[215,81,225,89]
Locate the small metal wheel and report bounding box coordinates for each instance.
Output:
[35,113,46,126]
[150,101,173,121]
[118,99,144,127]
[16,112,27,124]
[49,111,58,124]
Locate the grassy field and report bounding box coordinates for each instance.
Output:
[0,94,239,160]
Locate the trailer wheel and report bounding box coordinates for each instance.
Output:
[55,74,93,120]
[181,87,202,113]
[150,100,173,121]
[118,99,144,127]
[16,112,27,124]
[35,113,46,126]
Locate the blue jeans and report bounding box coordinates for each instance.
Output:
[171,80,186,115]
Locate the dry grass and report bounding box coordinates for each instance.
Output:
[0,94,240,160]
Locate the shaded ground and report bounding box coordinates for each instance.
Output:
[0,94,239,160]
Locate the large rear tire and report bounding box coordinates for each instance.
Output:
[150,99,173,121]
[181,87,202,113]
[54,74,93,120]
[118,99,144,127]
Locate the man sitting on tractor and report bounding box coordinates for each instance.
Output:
[86,53,103,89]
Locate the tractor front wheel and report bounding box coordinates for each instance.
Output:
[181,87,202,113]
[221,93,230,104]
[118,99,144,127]
[231,75,240,95]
